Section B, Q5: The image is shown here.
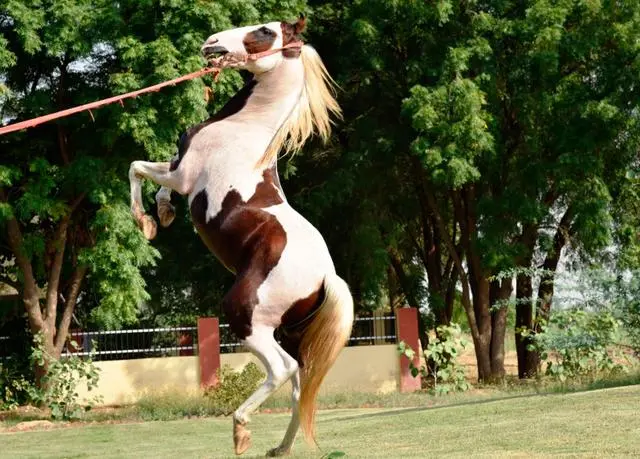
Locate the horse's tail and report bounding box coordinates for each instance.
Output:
[298,273,354,443]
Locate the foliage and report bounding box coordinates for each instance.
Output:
[26,333,102,420]
[0,0,308,383]
[0,361,31,410]
[305,0,640,381]
[136,363,265,419]
[550,268,640,358]
[205,363,265,415]
[527,309,626,382]
[398,323,470,395]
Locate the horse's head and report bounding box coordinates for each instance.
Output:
[202,15,306,74]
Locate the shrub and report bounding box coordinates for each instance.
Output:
[27,333,102,420]
[0,361,31,410]
[398,323,470,395]
[528,309,626,382]
[135,363,265,420]
[205,363,265,415]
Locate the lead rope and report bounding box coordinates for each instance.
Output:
[0,41,304,136]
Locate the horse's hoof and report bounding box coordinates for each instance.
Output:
[234,419,252,455]
[139,215,157,240]
[157,201,176,227]
[266,446,291,457]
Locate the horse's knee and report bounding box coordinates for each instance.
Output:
[128,161,142,181]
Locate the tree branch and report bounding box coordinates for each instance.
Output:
[44,217,70,329]
[0,189,44,332]
[54,265,87,356]
[408,158,480,340]
[535,206,574,332]
[44,193,85,331]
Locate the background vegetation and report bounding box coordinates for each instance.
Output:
[1,0,639,398]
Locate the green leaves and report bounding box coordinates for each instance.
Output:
[397,324,470,395]
[81,203,159,328]
[404,77,491,188]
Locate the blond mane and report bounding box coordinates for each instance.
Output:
[257,45,342,168]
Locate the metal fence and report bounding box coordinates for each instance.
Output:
[0,314,397,361]
[60,326,198,361]
[348,315,396,346]
[218,314,396,354]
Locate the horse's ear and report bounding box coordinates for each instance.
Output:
[294,13,306,34]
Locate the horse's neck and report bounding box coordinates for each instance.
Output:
[236,58,305,131]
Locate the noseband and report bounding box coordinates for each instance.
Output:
[246,41,305,61]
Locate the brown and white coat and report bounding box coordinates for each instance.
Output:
[128,17,353,457]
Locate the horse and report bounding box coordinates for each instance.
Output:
[128,15,354,457]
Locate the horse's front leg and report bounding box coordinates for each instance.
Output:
[155,186,176,228]
[129,161,189,239]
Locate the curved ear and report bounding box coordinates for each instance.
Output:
[294,12,306,34]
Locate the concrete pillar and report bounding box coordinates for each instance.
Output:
[395,307,421,392]
[197,317,220,388]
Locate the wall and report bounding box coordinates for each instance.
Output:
[78,344,399,406]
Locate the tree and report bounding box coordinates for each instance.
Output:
[0,0,305,382]
[305,0,640,381]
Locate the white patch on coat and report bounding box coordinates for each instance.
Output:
[252,202,336,328]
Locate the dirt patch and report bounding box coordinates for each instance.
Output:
[11,420,59,432]
[0,405,51,421]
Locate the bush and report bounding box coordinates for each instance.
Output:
[135,363,265,420]
[529,309,626,382]
[398,323,470,395]
[0,361,31,410]
[27,333,102,420]
[205,363,265,415]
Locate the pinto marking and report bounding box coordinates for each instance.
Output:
[128,16,351,457]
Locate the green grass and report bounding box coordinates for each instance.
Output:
[2,385,639,458]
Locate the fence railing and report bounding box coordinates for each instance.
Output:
[60,326,198,361]
[1,314,398,361]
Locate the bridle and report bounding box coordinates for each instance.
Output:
[246,40,304,61]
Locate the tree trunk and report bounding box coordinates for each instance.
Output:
[535,207,573,333]
[54,265,88,356]
[471,277,493,381]
[515,273,538,378]
[1,190,86,388]
[489,277,512,379]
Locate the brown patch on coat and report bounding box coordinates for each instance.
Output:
[243,26,278,55]
[189,169,286,339]
[278,285,326,366]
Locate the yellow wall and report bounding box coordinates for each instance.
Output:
[78,345,399,406]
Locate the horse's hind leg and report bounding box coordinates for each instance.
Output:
[267,369,301,457]
[233,325,298,455]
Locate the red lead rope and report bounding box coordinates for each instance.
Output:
[0,41,304,136]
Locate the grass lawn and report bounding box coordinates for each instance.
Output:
[1,385,639,458]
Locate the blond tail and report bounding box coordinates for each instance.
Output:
[298,273,354,443]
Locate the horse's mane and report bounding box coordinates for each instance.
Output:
[257,45,342,168]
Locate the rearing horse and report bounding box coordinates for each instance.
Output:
[128,16,353,457]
